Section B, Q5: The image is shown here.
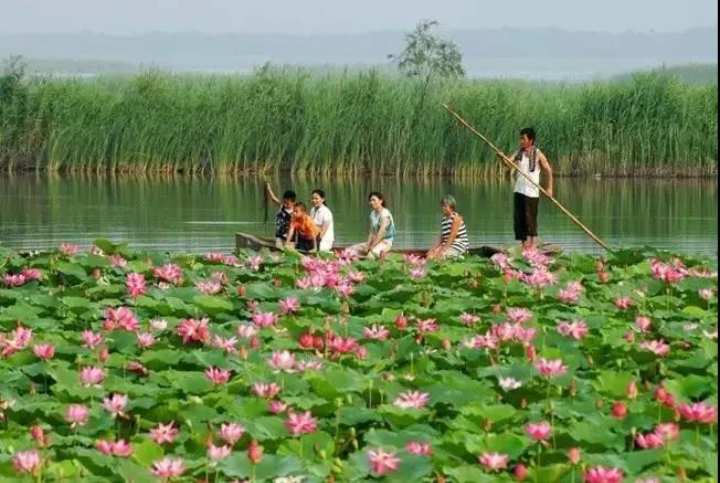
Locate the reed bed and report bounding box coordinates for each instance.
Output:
[0,67,716,177]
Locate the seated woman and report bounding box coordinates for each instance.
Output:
[265,182,297,249]
[427,195,469,260]
[349,192,395,259]
[310,189,334,252]
[285,202,319,252]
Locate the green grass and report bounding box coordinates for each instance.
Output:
[0,66,717,177]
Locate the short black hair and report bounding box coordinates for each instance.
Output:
[520,127,536,142]
[368,191,387,208]
[282,190,297,202]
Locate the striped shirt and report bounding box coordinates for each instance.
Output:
[441,212,468,252]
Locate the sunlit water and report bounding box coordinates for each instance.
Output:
[0,174,716,259]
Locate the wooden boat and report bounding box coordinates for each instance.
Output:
[236,232,561,258]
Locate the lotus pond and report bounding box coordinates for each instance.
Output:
[0,241,717,483]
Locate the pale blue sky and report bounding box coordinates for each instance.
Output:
[1,0,717,34]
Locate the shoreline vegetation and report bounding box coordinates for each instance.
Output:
[0,65,717,178]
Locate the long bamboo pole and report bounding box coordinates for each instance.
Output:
[443,104,613,253]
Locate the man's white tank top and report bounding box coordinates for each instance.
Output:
[513,147,541,198]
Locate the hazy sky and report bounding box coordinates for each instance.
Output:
[1,0,717,34]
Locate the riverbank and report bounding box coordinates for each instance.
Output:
[0,67,716,177]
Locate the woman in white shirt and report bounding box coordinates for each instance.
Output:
[310,189,335,252]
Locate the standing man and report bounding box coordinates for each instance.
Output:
[504,127,553,250]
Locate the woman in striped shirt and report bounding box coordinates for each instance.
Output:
[427,195,468,260]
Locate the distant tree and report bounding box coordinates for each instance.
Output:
[388,20,464,112]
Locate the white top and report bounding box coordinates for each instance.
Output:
[513,149,542,198]
[370,208,394,242]
[310,205,334,244]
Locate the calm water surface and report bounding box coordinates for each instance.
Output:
[0,175,716,258]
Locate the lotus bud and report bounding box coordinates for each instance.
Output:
[247,439,263,465]
[513,464,528,481]
[395,314,408,330]
[567,447,581,465]
[236,285,246,297]
[626,381,638,399]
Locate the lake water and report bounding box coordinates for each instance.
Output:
[0,175,716,259]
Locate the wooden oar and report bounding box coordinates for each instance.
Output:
[443,104,613,253]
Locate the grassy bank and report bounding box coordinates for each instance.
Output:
[0,66,717,177]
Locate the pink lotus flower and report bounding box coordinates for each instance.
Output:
[60,243,79,255]
[268,400,290,414]
[207,444,232,462]
[108,255,127,267]
[246,300,259,312]
[223,255,239,266]
[33,343,55,360]
[246,255,263,271]
[614,297,633,310]
[635,431,664,449]
[126,273,146,299]
[393,391,430,409]
[654,423,680,442]
[97,439,133,457]
[150,458,186,478]
[491,253,512,270]
[405,441,433,455]
[583,466,623,483]
[558,281,584,302]
[149,422,180,445]
[678,402,718,424]
[206,252,225,262]
[253,382,281,399]
[177,318,210,344]
[627,381,639,399]
[12,450,41,475]
[153,264,183,285]
[404,253,426,267]
[218,423,246,446]
[82,330,103,349]
[635,316,653,332]
[568,447,581,465]
[699,288,715,301]
[237,324,257,339]
[409,267,426,280]
[460,313,480,326]
[557,320,588,340]
[524,266,557,288]
[252,312,279,328]
[64,404,90,427]
[102,394,128,418]
[534,358,568,378]
[195,280,222,295]
[21,268,42,281]
[523,247,551,267]
[472,333,499,350]
[205,367,231,385]
[211,335,238,353]
[368,448,402,475]
[80,366,106,387]
[478,452,509,472]
[137,332,156,349]
[507,307,533,324]
[651,259,687,284]
[640,340,670,357]
[211,271,228,285]
[3,274,27,287]
[0,326,33,356]
[328,336,359,355]
[335,283,355,298]
[363,324,390,340]
[295,359,324,372]
[279,296,300,315]
[347,271,366,284]
[268,351,296,372]
[416,318,438,333]
[499,377,523,391]
[284,411,318,436]
[525,421,552,441]
[103,307,140,332]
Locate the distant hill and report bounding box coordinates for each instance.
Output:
[613,63,718,84]
[2,27,716,80]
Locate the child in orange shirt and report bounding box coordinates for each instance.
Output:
[285,202,320,252]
